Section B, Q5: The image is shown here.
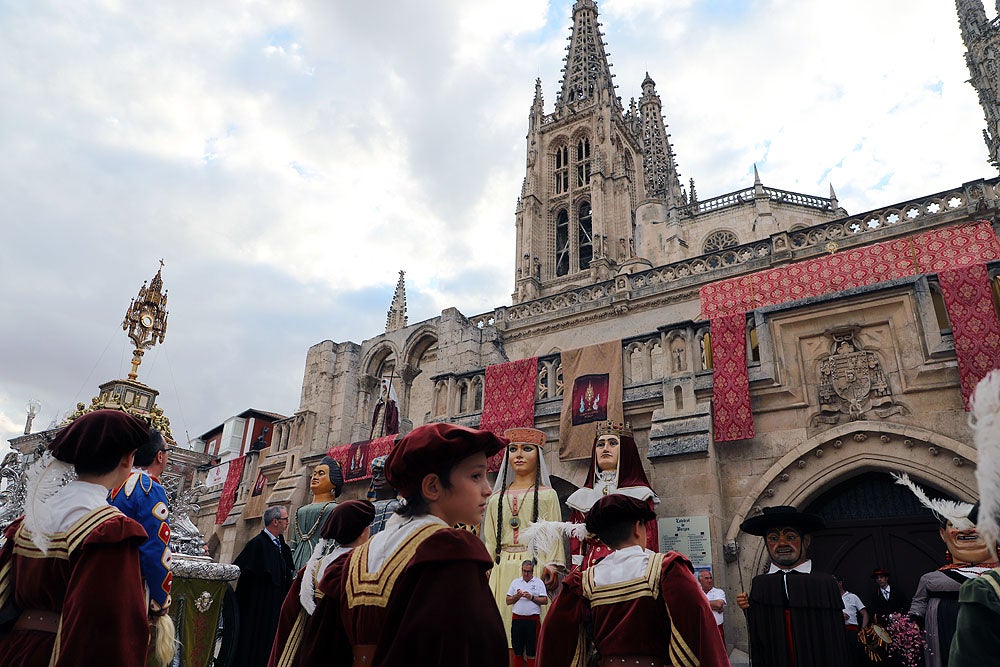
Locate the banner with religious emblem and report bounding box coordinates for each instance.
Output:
[243,470,268,520]
[559,340,623,460]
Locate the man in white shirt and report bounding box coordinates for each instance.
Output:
[699,569,727,642]
[506,560,548,667]
[835,575,868,666]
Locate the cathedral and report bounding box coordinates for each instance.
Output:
[195,0,1000,651]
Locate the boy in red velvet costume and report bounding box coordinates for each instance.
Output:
[538,494,729,667]
[299,423,508,667]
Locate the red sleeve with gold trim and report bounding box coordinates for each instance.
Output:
[660,551,730,667]
[57,513,150,667]
[537,570,589,667]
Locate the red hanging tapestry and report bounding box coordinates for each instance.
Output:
[326,433,397,481]
[215,455,246,524]
[938,263,1000,409]
[711,313,755,441]
[480,356,538,471]
[701,221,1000,441]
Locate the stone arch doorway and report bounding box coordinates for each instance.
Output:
[804,471,945,611]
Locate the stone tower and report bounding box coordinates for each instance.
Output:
[956,0,1000,169]
[513,0,652,303]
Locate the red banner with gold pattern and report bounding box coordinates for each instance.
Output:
[481,357,538,471]
[938,263,1000,409]
[214,455,245,524]
[701,221,1000,441]
[326,434,397,481]
[711,313,754,441]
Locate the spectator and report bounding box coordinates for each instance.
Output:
[699,569,727,642]
[834,575,868,667]
[505,560,548,667]
[867,568,908,623]
[233,506,295,667]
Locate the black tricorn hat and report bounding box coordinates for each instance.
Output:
[740,505,826,536]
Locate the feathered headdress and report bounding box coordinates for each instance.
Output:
[519,518,589,563]
[891,472,975,530]
[971,370,1000,546]
[22,451,76,554]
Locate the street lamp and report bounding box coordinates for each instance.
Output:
[24,399,41,435]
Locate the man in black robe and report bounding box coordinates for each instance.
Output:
[234,505,295,667]
[736,505,851,667]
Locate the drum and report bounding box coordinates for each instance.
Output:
[859,623,892,662]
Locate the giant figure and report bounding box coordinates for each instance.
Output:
[565,420,658,568]
[290,456,344,569]
[482,427,565,654]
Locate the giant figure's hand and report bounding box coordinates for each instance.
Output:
[736,592,750,610]
[542,565,561,591]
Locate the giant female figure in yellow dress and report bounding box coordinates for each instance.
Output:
[482,427,565,651]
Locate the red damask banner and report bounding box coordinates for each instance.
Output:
[214,455,245,524]
[701,221,1000,441]
[326,434,397,482]
[701,221,1000,317]
[711,314,755,441]
[938,263,1000,409]
[481,357,538,472]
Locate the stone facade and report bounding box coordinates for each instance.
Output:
[193,0,1000,652]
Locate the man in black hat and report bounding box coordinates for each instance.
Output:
[736,505,850,667]
[868,567,909,624]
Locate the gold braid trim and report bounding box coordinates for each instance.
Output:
[346,524,445,609]
[276,610,308,667]
[661,559,698,667]
[583,552,664,607]
[15,506,125,560]
[0,560,11,608]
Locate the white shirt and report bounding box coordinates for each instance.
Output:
[592,545,654,587]
[767,559,813,597]
[507,576,547,616]
[705,586,726,625]
[842,591,865,626]
[879,584,891,600]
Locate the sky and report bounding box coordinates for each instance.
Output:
[0,0,994,453]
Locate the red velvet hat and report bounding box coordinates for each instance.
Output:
[386,423,507,499]
[585,494,656,535]
[321,500,376,544]
[49,409,150,465]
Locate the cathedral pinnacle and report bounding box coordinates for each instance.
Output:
[955,0,1000,169]
[556,0,617,110]
[638,73,684,206]
[386,270,408,332]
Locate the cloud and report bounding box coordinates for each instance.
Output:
[0,0,992,450]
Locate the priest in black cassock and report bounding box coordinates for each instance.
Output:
[234,505,296,667]
[736,505,850,667]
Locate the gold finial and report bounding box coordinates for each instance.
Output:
[122,264,169,380]
[825,241,839,255]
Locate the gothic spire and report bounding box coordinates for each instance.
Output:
[556,0,617,110]
[955,0,1000,169]
[385,270,408,332]
[638,73,684,207]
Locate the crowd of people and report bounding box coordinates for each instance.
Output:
[1,369,999,667]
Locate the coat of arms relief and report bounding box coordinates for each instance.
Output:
[811,326,908,426]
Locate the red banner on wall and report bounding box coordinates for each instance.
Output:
[701,221,1000,441]
[214,455,245,524]
[938,263,1000,409]
[480,357,538,472]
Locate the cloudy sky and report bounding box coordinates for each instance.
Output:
[0,0,993,452]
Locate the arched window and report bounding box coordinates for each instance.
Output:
[578,201,593,270]
[703,230,739,253]
[554,145,569,195]
[555,209,570,276]
[674,386,683,411]
[576,137,591,188]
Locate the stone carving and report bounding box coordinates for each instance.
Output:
[0,451,27,534]
[169,481,210,557]
[811,327,906,425]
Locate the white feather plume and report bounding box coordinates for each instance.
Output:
[298,538,330,615]
[971,369,1000,546]
[22,452,74,554]
[892,472,974,530]
[520,518,588,562]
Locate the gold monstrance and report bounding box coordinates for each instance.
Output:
[123,260,169,380]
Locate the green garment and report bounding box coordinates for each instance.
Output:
[290,500,337,569]
[949,567,1000,667]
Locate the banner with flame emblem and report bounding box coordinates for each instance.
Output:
[559,340,623,461]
